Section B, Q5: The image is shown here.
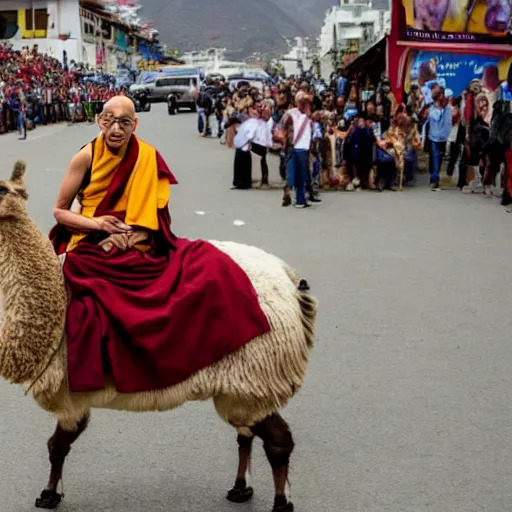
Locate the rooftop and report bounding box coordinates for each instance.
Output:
[79,0,158,41]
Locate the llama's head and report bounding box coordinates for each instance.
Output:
[0,160,29,219]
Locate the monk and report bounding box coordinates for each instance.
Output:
[50,96,271,393]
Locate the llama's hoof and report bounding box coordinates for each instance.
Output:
[298,278,310,291]
[35,489,63,509]
[273,501,294,512]
[226,486,254,503]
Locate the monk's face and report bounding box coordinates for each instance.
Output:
[98,96,138,150]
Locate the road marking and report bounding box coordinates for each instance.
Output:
[233,220,245,226]
[195,210,206,215]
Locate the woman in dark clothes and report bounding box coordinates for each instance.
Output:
[232,147,253,189]
[230,115,255,190]
[459,93,490,190]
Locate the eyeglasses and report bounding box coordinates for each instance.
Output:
[98,113,135,131]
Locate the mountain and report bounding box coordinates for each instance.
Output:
[141,0,387,58]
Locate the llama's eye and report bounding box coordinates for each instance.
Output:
[0,185,9,196]
[14,187,28,200]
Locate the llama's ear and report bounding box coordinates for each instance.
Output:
[10,160,26,185]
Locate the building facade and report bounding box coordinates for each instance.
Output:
[0,0,159,73]
[180,48,253,76]
[318,0,390,74]
[279,37,315,77]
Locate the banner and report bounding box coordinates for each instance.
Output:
[96,43,105,66]
[114,28,129,50]
[404,50,512,97]
[402,0,511,43]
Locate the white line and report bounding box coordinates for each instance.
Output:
[195,210,206,215]
[233,220,245,226]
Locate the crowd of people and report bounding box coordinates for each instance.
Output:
[194,67,512,209]
[3,42,512,209]
[0,43,124,140]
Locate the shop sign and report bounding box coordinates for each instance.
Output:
[401,0,511,43]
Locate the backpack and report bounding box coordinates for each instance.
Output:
[197,89,214,110]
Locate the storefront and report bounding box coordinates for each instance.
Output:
[342,36,387,87]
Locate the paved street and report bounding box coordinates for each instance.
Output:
[1,104,512,512]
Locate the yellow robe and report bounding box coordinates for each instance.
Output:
[67,134,170,252]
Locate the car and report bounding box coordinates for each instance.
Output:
[166,77,199,115]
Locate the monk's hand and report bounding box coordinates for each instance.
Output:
[95,215,133,234]
[127,230,149,248]
[99,233,131,253]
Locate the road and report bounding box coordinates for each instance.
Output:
[1,105,512,512]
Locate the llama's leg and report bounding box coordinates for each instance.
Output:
[252,413,295,512]
[226,433,255,503]
[35,413,90,509]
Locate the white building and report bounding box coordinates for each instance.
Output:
[0,0,83,64]
[0,0,158,73]
[279,37,315,77]
[180,47,251,77]
[318,0,390,76]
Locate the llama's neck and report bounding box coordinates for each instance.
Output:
[0,218,65,385]
[0,218,37,297]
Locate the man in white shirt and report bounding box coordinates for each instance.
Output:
[250,102,273,187]
[281,91,321,208]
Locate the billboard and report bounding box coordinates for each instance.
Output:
[402,0,511,43]
[404,51,512,116]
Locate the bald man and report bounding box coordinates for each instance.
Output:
[47,95,270,396]
[53,96,151,247]
[52,96,164,247]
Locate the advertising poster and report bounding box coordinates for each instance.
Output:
[96,43,105,66]
[402,0,511,43]
[404,51,512,95]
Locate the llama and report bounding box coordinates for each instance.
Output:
[0,160,318,512]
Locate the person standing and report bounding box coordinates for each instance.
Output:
[446,96,464,179]
[43,81,55,124]
[11,89,26,140]
[281,92,321,208]
[427,87,452,191]
[232,115,258,189]
[198,79,216,137]
[250,102,273,187]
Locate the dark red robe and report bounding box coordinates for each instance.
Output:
[50,136,271,393]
